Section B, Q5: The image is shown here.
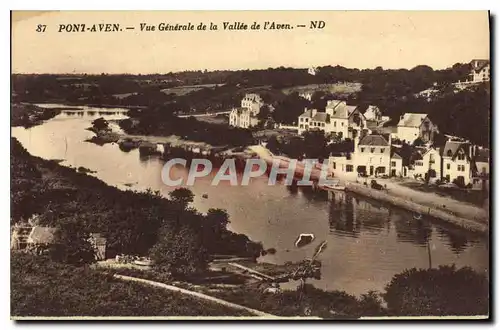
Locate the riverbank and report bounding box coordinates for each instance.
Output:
[11,103,62,128]
[330,176,489,234]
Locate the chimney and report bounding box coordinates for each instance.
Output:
[304,107,308,113]
[312,109,318,117]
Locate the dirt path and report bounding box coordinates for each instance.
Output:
[114,274,277,318]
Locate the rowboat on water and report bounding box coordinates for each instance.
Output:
[320,183,346,191]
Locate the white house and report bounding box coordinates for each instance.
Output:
[441,140,475,185]
[229,93,263,129]
[324,100,367,140]
[411,146,442,180]
[328,134,392,178]
[241,93,263,115]
[396,113,438,144]
[470,59,490,83]
[308,67,318,76]
[390,150,404,177]
[299,92,313,101]
[363,105,382,122]
[298,109,329,135]
[229,108,258,128]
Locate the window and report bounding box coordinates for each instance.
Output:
[415,161,423,166]
[341,122,344,127]
[457,152,465,161]
[370,148,375,153]
[380,148,385,153]
[458,165,465,172]
[322,123,325,127]
[361,148,365,153]
[333,162,336,170]
[391,161,396,167]
[305,118,309,122]
[334,121,336,127]
[346,165,353,172]
[446,163,450,170]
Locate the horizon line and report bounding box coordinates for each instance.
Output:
[10,59,485,76]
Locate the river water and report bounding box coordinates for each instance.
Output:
[12,105,489,296]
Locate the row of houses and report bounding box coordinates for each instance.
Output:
[297,100,368,139]
[297,98,438,146]
[328,132,489,187]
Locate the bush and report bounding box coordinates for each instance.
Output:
[383,265,489,316]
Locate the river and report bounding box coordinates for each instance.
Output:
[12,104,489,296]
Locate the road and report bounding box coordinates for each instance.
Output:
[177,111,231,118]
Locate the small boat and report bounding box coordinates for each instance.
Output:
[134,258,153,267]
[295,233,315,248]
[202,194,208,199]
[321,183,346,191]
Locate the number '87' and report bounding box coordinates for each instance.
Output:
[36,24,46,32]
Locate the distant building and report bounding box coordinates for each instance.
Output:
[474,147,490,177]
[363,105,382,122]
[441,140,475,185]
[325,100,367,140]
[469,59,490,83]
[396,113,438,144]
[297,100,368,139]
[229,108,259,128]
[297,109,328,135]
[299,92,313,101]
[308,67,318,76]
[390,150,404,177]
[229,93,264,128]
[411,146,442,180]
[328,134,392,178]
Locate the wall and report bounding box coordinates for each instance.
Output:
[345,182,487,234]
[396,126,419,144]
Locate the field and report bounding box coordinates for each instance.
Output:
[161,84,225,96]
[281,83,362,95]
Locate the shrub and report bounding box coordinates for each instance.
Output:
[383,265,489,316]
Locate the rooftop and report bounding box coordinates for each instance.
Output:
[442,140,470,159]
[300,109,330,122]
[327,100,358,119]
[358,134,390,147]
[27,227,57,245]
[470,59,490,73]
[397,113,428,127]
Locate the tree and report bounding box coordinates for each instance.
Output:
[49,218,96,266]
[302,130,328,159]
[257,104,271,121]
[91,117,109,131]
[168,188,194,209]
[149,224,209,278]
[205,208,230,233]
[383,265,489,316]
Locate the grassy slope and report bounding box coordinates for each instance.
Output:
[11,253,251,317]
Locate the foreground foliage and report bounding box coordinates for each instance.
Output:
[11,253,251,317]
[11,138,262,276]
[384,265,489,316]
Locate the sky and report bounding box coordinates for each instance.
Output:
[12,11,490,74]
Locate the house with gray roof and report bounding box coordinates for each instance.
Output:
[396,113,438,144]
